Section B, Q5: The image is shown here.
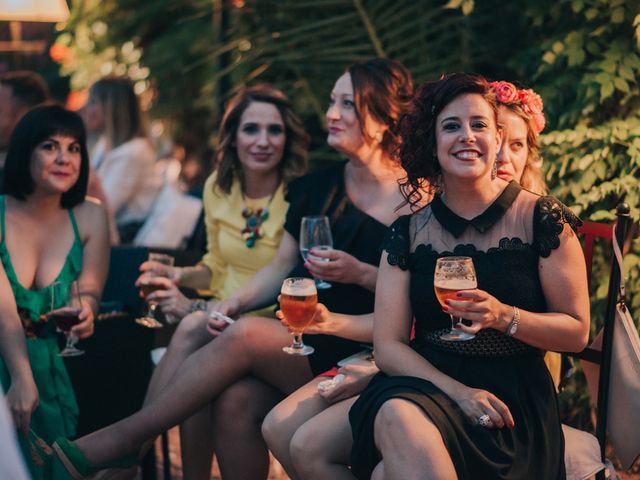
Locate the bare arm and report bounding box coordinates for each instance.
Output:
[277,304,374,343]
[217,231,299,316]
[70,200,110,338]
[0,264,38,436]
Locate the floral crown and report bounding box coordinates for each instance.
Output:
[489,81,546,134]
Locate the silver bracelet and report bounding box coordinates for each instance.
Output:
[506,306,520,337]
[189,299,208,313]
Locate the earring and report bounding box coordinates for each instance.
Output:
[491,161,498,180]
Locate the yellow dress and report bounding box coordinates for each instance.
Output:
[201,172,288,314]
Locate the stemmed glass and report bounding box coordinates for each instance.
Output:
[47,281,84,357]
[434,256,477,341]
[300,215,333,289]
[281,277,318,355]
[135,252,175,329]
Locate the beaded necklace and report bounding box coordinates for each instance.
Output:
[241,190,276,248]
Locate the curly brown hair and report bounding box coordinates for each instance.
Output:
[215,84,309,194]
[398,73,498,208]
[347,58,414,159]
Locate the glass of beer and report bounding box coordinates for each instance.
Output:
[434,256,477,341]
[280,277,318,355]
[47,281,84,357]
[136,252,175,329]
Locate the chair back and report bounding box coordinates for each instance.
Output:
[574,204,632,477]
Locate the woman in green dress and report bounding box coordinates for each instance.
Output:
[0,105,110,479]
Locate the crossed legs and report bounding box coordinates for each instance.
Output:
[72,315,313,467]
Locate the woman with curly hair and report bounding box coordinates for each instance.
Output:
[348,72,589,479]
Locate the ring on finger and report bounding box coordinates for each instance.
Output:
[477,414,492,427]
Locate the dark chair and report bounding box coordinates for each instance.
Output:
[562,204,633,479]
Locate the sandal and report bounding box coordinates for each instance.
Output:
[52,437,137,480]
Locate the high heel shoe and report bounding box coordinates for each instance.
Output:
[52,437,138,480]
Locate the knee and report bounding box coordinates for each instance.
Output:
[374,399,419,441]
[171,311,209,350]
[221,316,271,354]
[290,422,323,475]
[261,407,282,450]
[212,382,263,432]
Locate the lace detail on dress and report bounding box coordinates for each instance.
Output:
[382,215,411,270]
[413,237,531,257]
[534,196,582,258]
[421,328,535,357]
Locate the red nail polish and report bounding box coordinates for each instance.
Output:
[454,324,461,329]
[456,292,463,297]
[442,306,448,312]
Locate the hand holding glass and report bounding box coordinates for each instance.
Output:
[281,277,318,355]
[434,256,477,341]
[136,252,175,329]
[300,215,333,289]
[48,281,84,357]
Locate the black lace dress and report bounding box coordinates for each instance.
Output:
[349,182,581,480]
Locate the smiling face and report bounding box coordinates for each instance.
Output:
[235,101,286,176]
[496,107,528,183]
[30,135,82,195]
[435,93,501,181]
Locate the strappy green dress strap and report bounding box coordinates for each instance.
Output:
[0,195,82,479]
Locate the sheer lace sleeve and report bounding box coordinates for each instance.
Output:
[382,215,411,270]
[533,196,582,258]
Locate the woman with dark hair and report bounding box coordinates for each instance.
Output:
[83,76,161,242]
[0,105,110,479]
[347,73,589,479]
[52,58,420,480]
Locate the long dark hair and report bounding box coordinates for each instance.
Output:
[347,58,414,159]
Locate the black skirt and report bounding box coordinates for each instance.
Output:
[349,348,565,480]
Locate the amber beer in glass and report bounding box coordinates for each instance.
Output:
[434,256,477,341]
[281,277,318,355]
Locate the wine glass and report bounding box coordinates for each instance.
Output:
[135,252,175,329]
[47,281,84,357]
[434,256,477,341]
[300,215,333,289]
[281,277,318,355]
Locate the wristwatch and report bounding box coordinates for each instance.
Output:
[189,299,208,313]
[506,306,520,337]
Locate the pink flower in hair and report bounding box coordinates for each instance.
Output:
[490,81,519,104]
[491,81,546,134]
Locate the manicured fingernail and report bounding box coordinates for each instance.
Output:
[454,324,461,329]
[456,292,463,297]
[442,306,448,312]
[445,299,452,305]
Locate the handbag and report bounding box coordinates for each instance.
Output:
[582,225,640,470]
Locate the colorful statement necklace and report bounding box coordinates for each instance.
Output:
[241,191,275,248]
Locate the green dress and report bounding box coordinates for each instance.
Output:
[0,195,82,479]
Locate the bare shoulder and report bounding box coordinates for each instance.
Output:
[73,198,109,232]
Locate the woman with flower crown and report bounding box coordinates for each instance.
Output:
[346,72,589,479]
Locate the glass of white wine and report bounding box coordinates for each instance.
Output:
[434,256,477,341]
[300,215,333,289]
